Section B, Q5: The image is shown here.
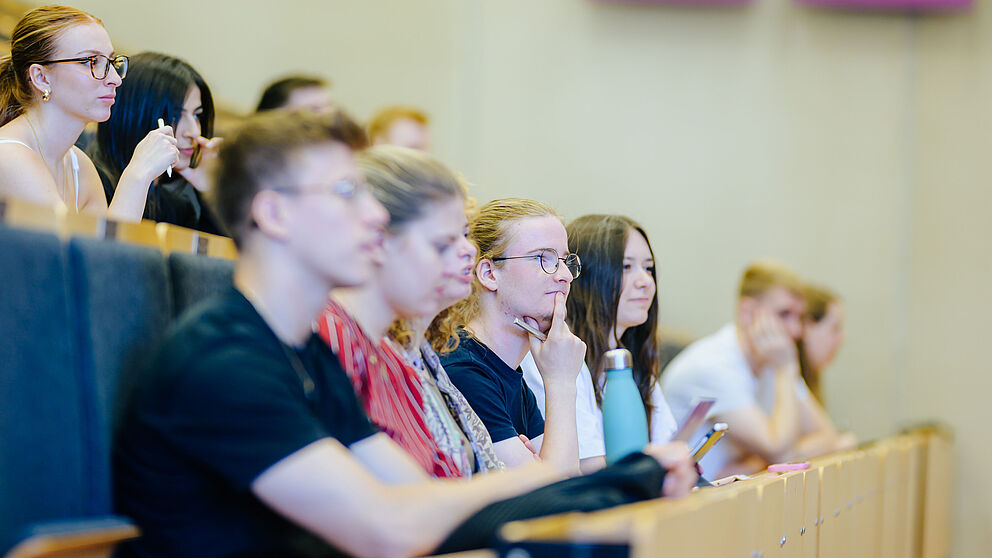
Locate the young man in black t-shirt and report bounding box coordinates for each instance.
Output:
[114,111,559,558]
[114,111,698,558]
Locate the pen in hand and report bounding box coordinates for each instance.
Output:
[157,118,172,177]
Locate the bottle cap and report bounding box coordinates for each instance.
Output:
[603,348,632,371]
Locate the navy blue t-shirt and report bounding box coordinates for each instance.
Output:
[114,287,377,558]
[440,331,545,444]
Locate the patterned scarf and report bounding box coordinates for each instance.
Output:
[412,341,505,474]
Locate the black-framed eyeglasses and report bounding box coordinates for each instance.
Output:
[492,248,581,279]
[40,54,128,80]
[265,178,366,200]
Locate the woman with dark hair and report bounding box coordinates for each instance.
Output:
[91,52,223,233]
[255,74,331,113]
[0,6,177,220]
[522,214,678,469]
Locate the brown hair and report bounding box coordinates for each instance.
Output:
[255,75,328,112]
[565,215,659,427]
[738,259,804,300]
[0,5,102,125]
[798,283,840,400]
[434,197,560,353]
[210,109,367,248]
[367,105,428,144]
[802,283,838,323]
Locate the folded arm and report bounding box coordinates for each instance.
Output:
[253,437,559,558]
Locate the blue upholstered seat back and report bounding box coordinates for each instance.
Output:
[0,227,88,552]
[66,237,173,517]
[168,251,234,317]
[0,224,237,554]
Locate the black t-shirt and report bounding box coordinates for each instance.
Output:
[114,287,377,558]
[439,331,545,444]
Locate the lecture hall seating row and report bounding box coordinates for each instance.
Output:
[1,199,236,558]
[0,199,953,558]
[0,198,238,259]
[497,427,953,558]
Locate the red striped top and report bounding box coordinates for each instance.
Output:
[317,299,465,478]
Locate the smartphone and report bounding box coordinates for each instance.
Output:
[190,141,202,169]
[691,422,728,463]
[513,318,547,342]
[672,398,715,443]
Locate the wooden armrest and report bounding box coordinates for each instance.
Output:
[5,517,139,558]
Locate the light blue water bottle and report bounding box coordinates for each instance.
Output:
[601,348,649,464]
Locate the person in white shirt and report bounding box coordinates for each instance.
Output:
[522,215,678,474]
[661,260,856,479]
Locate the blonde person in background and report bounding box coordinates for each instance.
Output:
[318,146,489,478]
[381,160,508,474]
[367,105,430,152]
[661,261,855,478]
[439,198,583,473]
[0,6,177,220]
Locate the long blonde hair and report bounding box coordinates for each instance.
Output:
[434,197,560,353]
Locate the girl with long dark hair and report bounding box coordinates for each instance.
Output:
[522,214,678,469]
[92,52,222,233]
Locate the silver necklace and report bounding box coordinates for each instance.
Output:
[24,115,67,204]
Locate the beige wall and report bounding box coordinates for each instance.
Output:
[914,5,992,554]
[51,0,987,555]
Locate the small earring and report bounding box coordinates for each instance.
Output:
[41,89,50,102]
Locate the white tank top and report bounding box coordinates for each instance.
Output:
[0,139,80,213]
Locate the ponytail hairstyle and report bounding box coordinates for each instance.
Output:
[356,145,468,349]
[0,5,103,125]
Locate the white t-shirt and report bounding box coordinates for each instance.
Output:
[521,352,679,459]
[660,323,810,477]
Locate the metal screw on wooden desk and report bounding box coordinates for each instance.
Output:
[800,527,806,536]
[834,508,841,516]
[779,536,787,547]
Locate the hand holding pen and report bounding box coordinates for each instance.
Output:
[158,118,173,177]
